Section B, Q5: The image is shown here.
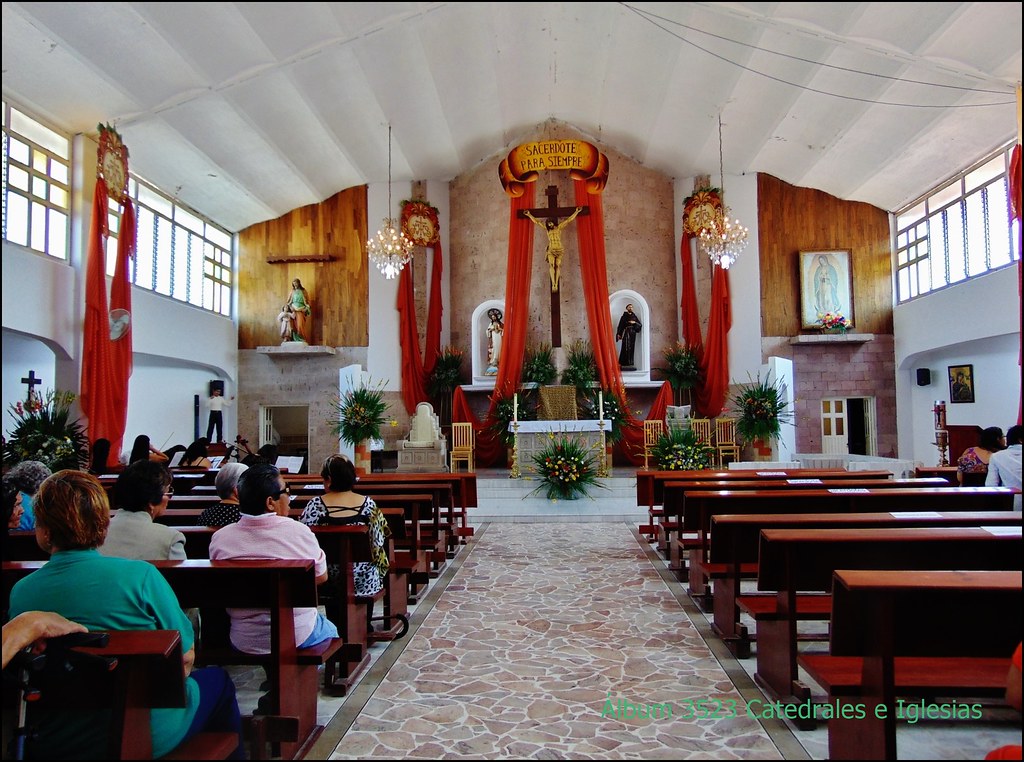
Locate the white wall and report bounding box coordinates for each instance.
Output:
[2,240,238,450]
[894,266,1020,464]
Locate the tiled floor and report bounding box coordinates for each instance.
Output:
[229,473,1021,759]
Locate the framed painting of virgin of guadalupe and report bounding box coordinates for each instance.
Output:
[799,250,854,330]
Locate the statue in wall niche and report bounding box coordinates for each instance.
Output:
[485,308,504,375]
[616,303,642,370]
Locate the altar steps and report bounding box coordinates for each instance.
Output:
[470,471,644,523]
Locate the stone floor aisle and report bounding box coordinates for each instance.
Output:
[318,523,787,759]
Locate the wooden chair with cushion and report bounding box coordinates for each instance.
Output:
[714,417,740,468]
[449,422,475,473]
[642,420,664,470]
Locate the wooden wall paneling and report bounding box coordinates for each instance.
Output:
[237,187,369,349]
[758,174,892,338]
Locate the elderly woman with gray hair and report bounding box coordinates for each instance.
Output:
[2,460,52,531]
[196,462,248,526]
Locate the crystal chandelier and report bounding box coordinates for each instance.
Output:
[698,115,748,270]
[367,124,413,279]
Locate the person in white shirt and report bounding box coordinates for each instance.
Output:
[206,387,234,443]
[986,424,1022,511]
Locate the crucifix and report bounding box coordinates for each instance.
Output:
[518,185,589,347]
[21,370,42,403]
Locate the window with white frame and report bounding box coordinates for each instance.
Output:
[3,101,234,317]
[2,100,71,259]
[894,141,1019,303]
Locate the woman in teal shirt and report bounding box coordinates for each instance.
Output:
[8,470,245,759]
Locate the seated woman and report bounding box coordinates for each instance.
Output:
[4,459,51,531]
[127,434,169,465]
[957,426,1005,485]
[299,454,389,598]
[179,438,214,469]
[101,459,186,560]
[197,462,248,526]
[7,470,245,759]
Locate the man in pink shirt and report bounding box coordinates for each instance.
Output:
[209,463,337,654]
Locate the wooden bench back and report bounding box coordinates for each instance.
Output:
[757,526,1023,592]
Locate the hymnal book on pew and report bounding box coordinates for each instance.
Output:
[828,488,870,493]
[787,479,823,484]
[892,511,942,518]
[756,471,787,476]
[169,451,184,467]
[209,456,224,469]
[275,456,304,473]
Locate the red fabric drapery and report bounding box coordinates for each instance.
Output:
[451,186,538,466]
[396,265,429,414]
[106,200,135,466]
[81,180,134,465]
[423,242,444,375]
[1009,143,1021,424]
[679,231,703,353]
[694,264,732,417]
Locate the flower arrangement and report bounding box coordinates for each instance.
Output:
[650,427,715,471]
[580,389,626,445]
[530,434,603,500]
[328,378,390,446]
[560,339,597,391]
[3,390,89,471]
[659,342,701,404]
[731,373,791,444]
[522,343,558,386]
[816,312,849,333]
[427,346,464,427]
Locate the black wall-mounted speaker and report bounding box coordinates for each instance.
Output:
[916,369,931,386]
[209,380,225,396]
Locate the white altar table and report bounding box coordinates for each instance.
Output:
[510,420,605,474]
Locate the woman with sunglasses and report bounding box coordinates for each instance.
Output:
[208,462,338,654]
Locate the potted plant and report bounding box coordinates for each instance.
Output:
[427,346,464,430]
[488,390,535,449]
[561,339,597,391]
[731,373,791,458]
[580,388,626,446]
[522,343,558,386]
[530,434,604,500]
[659,343,701,406]
[3,389,89,471]
[328,378,390,472]
[650,427,715,471]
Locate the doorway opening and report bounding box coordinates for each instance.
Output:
[260,405,309,473]
[820,397,876,456]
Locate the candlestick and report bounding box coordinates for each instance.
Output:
[598,390,604,421]
[513,393,518,422]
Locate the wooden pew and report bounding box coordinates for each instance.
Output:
[2,629,239,759]
[636,468,896,538]
[4,559,335,760]
[707,511,1024,656]
[751,526,1023,705]
[656,477,950,562]
[678,486,1017,600]
[357,483,453,573]
[798,569,1022,759]
[915,465,961,485]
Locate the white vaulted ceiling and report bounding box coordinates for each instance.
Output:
[2,2,1020,232]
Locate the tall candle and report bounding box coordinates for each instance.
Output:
[598,390,604,421]
[513,393,518,422]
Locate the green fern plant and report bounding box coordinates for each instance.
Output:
[522,343,557,386]
[560,339,597,391]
